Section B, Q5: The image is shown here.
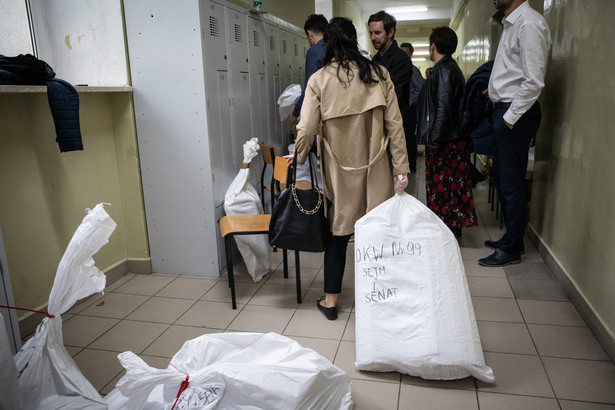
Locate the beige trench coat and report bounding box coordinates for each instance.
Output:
[295,62,410,236]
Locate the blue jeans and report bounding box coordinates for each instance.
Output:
[492,102,541,255]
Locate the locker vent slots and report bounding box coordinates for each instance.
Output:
[253,30,260,47]
[209,16,220,37]
[234,24,243,42]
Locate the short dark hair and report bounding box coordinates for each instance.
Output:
[304,14,328,36]
[368,11,397,38]
[400,42,414,54]
[429,27,458,56]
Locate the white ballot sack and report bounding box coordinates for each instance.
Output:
[105,332,353,409]
[354,194,495,383]
[277,84,301,122]
[14,203,116,409]
[224,138,270,282]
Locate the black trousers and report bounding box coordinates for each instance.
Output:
[492,102,541,255]
[323,232,352,294]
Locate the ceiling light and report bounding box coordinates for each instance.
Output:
[413,51,430,56]
[386,6,428,14]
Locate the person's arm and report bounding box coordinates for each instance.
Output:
[409,65,424,107]
[294,78,321,165]
[383,74,410,176]
[505,21,550,126]
[384,53,412,108]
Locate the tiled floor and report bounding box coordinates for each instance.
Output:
[58,157,615,409]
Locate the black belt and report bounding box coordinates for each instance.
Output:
[493,101,512,109]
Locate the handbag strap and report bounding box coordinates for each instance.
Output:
[291,147,322,215]
[321,135,390,172]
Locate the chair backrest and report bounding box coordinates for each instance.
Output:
[260,141,276,165]
[273,156,290,185]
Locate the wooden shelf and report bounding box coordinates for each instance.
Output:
[0,85,133,93]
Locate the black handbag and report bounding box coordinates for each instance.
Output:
[268,151,328,252]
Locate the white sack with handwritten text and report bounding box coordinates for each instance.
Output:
[354,194,494,383]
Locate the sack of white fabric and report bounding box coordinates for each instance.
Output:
[277,84,301,122]
[105,332,353,409]
[224,138,270,282]
[14,203,116,409]
[354,194,495,383]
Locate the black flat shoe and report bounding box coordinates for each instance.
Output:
[479,250,521,267]
[317,296,337,320]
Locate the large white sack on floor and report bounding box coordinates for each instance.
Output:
[14,203,116,409]
[354,194,495,383]
[105,332,353,409]
[0,314,22,410]
[224,138,270,282]
[277,84,301,121]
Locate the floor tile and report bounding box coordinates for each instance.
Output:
[401,374,476,391]
[65,345,83,357]
[284,309,350,340]
[73,348,124,391]
[142,325,218,358]
[399,384,479,410]
[528,324,608,360]
[199,280,262,305]
[467,277,514,298]
[79,292,149,319]
[264,265,320,287]
[139,354,171,369]
[508,278,568,301]
[476,321,537,355]
[227,305,295,333]
[559,400,615,410]
[542,357,615,403]
[517,300,586,326]
[471,297,524,323]
[155,276,218,299]
[333,340,400,383]
[113,274,176,295]
[104,273,136,292]
[287,336,340,363]
[350,379,399,410]
[67,292,105,314]
[476,352,554,397]
[247,283,309,308]
[62,315,119,347]
[504,262,553,279]
[89,320,169,353]
[100,371,125,396]
[125,296,195,324]
[175,300,241,329]
[477,392,559,409]
[464,262,506,278]
[286,251,324,269]
[342,313,355,341]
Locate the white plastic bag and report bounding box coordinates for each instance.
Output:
[105,332,352,409]
[223,138,270,282]
[14,203,116,409]
[354,194,495,383]
[277,84,301,122]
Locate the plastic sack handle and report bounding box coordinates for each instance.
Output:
[321,135,389,172]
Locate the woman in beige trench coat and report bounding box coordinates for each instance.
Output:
[293,17,410,320]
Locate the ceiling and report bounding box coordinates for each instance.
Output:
[347,0,458,60]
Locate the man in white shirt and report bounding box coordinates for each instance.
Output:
[479,0,551,267]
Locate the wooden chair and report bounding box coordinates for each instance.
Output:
[219,157,302,310]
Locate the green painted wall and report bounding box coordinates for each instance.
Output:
[454,0,615,343]
[0,91,149,319]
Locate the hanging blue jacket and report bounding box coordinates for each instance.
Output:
[0,54,83,152]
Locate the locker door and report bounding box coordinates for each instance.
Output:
[213,71,234,207]
[265,22,282,154]
[278,28,293,152]
[226,7,250,171]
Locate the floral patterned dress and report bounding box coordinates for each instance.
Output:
[425,140,478,230]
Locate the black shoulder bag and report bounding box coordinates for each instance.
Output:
[268,151,327,252]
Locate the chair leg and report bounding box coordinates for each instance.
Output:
[283,249,288,278]
[294,250,301,304]
[225,236,237,310]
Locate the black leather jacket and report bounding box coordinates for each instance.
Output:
[416,55,465,151]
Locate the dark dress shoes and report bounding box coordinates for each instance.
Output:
[317,296,337,320]
[479,249,521,267]
[484,239,524,254]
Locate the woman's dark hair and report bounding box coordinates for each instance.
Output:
[322,17,386,86]
[429,26,458,56]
